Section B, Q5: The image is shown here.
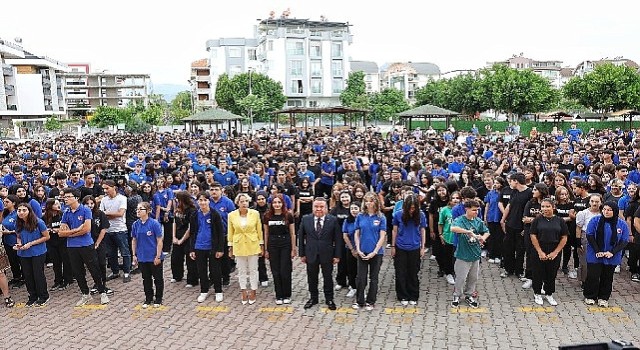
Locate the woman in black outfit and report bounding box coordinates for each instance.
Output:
[521,183,549,289]
[263,193,296,305]
[331,190,352,291]
[253,190,270,286]
[529,198,568,306]
[43,198,73,291]
[171,191,198,287]
[428,184,450,277]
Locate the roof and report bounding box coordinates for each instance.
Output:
[382,62,441,76]
[560,67,574,77]
[398,104,460,117]
[191,59,209,68]
[257,18,350,28]
[350,61,379,74]
[610,109,640,117]
[271,106,369,114]
[182,108,246,122]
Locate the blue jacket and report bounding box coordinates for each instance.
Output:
[586,216,629,265]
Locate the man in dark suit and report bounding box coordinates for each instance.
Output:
[298,197,342,310]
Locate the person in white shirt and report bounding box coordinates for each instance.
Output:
[575,194,603,285]
[99,180,131,283]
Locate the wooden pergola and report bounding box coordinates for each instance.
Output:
[534,111,574,126]
[610,109,640,130]
[182,108,246,133]
[270,106,370,132]
[397,104,461,130]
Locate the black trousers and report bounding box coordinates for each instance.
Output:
[221,238,231,283]
[47,237,73,285]
[306,257,334,301]
[503,226,525,276]
[561,233,579,270]
[524,234,534,280]
[195,249,222,294]
[487,222,504,260]
[628,241,640,274]
[20,253,48,302]
[68,245,105,295]
[356,254,382,305]
[258,256,268,283]
[268,237,292,299]
[584,263,616,301]
[3,242,22,281]
[439,242,455,276]
[394,248,421,301]
[532,251,561,296]
[161,219,173,253]
[171,242,198,284]
[336,243,348,287]
[139,261,164,303]
[96,243,107,285]
[344,250,358,289]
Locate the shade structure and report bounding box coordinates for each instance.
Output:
[270,106,370,132]
[182,108,246,134]
[397,104,460,130]
[534,110,574,125]
[610,109,640,130]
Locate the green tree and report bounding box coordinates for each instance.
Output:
[340,71,367,106]
[369,88,410,122]
[215,72,286,122]
[414,78,447,107]
[44,115,62,132]
[90,106,127,128]
[170,91,192,123]
[563,63,640,113]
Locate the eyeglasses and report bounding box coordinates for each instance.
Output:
[63,195,75,199]
[136,208,147,211]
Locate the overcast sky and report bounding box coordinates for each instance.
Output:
[2,0,637,87]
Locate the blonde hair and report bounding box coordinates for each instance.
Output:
[361,192,382,216]
[234,193,251,206]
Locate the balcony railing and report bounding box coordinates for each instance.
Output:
[5,85,15,96]
[45,105,53,111]
[2,65,13,76]
[7,105,17,111]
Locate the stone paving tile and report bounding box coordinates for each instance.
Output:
[1,251,639,349]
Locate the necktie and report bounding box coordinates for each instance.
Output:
[316,217,322,233]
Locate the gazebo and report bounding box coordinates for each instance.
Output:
[534,111,574,126]
[270,106,370,132]
[182,108,246,133]
[397,104,460,130]
[609,109,640,130]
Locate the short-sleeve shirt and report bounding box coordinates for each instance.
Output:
[62,205,94,248]
[131,218,163,262]
[17,219,48,258]
[452,215,489,262]
[99,194,128,232]
[393,210,426,250]
[530,215,568,245]
[355,213,386,255]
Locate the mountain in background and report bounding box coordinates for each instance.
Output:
[152,84,189,102]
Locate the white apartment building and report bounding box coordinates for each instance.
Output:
[380,62,441,102]
[62,64,150,115]
[1,37,69,127]
[573,57,640,77]
[350,61,379,93]
[205,17,353,108]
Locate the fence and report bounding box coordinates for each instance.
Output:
[406,120,637,135]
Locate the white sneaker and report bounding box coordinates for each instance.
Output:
[261,281,269,287]
[598,299,609,308]
[346,287,357,298]
[614,265,621,273]
[197,293,208,303]
[488,259,495,264]
[170,278,177,283]
[100,293,110,305]
[568,269,578,279]
[142,302,150,309]
[334,284,343,291]
[545,295,558,306]
[283,298,291,304]
[429,255,436,261]
[522,279,532,289]
[494,258,501,264]
[215,293,223,302]
[409,300,417,305]
[446,274,455,285]
[275,299,283,305]
[534,294,543,305]
[76,294,92,307]
[185,284,194,288]
[481,250,487,258]
[400,300,409,306]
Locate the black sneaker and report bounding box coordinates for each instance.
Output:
[222,279,230,286]
[561,268,569,275]
[465,296,479,308]
[49,283,62,291]
[25,299,37,307]
[631,273,640,282]
[105,288,115,296]
[451,296,460,307]
[437,270,444,278]
[90,286,99,295]
[58,283,68,291]
[11,281,24,289]
[35,298,50,307]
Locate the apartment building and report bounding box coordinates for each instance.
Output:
[380,62,441,102]
[0,37,68,126]
[190,58,214,110]
[488,55,566,88]
[204,16,353,109]
[62,65,150,115]
[573,57,640,77]
[350,61,379,93]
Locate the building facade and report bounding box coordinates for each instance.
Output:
[62,67,150,115]
[190,58,214,110]
[488,55,566,88]
[380,62,441,102]
[573,57,640,77]
[350,61,380,93]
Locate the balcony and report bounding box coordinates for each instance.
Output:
[2,65,13,76]
[195,75,209,82]
[45,105,53,111]
[5,85,15,96]
[7,105,17,111]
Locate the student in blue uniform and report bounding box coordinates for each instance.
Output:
[15,203,50,306]
[131,201,164,308]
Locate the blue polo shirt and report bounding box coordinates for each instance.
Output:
[320,162,336,186]
[210,196,235,233]
[342,219,357,247]
[214,170,238,186]
[129,171,147,184]
[355,213,387,255]
[132,218,163,262]
[61,205,94,248]
[484,190,502,223]
[1,211,18,246]
[153,189,175,219]
[447,162,465,174]
[392,210,426,250]
[195,210,213,250]
[17,219,48,258]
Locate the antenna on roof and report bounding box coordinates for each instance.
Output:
[14,37,22,44]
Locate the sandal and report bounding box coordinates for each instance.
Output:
[5,297,15,308]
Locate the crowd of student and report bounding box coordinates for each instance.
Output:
[0,123,636,311]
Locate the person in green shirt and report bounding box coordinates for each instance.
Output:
[450,199,490,308]
[438,191,461,285]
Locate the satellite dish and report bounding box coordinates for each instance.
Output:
[14,37,22,43]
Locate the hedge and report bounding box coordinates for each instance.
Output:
[406,120,635,135]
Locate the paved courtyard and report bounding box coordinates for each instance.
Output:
[2,252,639,350]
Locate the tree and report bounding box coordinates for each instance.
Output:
[369,88,411,122]
[44,115,62,132]
[340,71,367,107]
[414,78,447,107]
[215,72,286,122]
[90,106,125,128]
[563,63,640,113]
[170,91,192,123]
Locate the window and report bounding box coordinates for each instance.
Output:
[332,79,343,94]
[286,41,304,55]
[247,49,257,61]
[290,80,303,94]
[366,83,372,90]
[230,65,242,76]
[365,75,372,82]
[310,61,322,77]
[309,41,321,58]
[308,100,318,107]
[331,42,342,58]
[332,61,343,77]
[287,100,303,107]
[290,60,303,76]
[229,47,242,58]
[310,79,322,94]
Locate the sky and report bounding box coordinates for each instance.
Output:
[1,0,638,90]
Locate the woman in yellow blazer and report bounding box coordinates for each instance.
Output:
[228,193,264,305]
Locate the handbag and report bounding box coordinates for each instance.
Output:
[0,243,10,271]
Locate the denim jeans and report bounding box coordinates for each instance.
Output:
[105,231,131,274]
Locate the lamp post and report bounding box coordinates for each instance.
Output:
[248,68,253,132]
